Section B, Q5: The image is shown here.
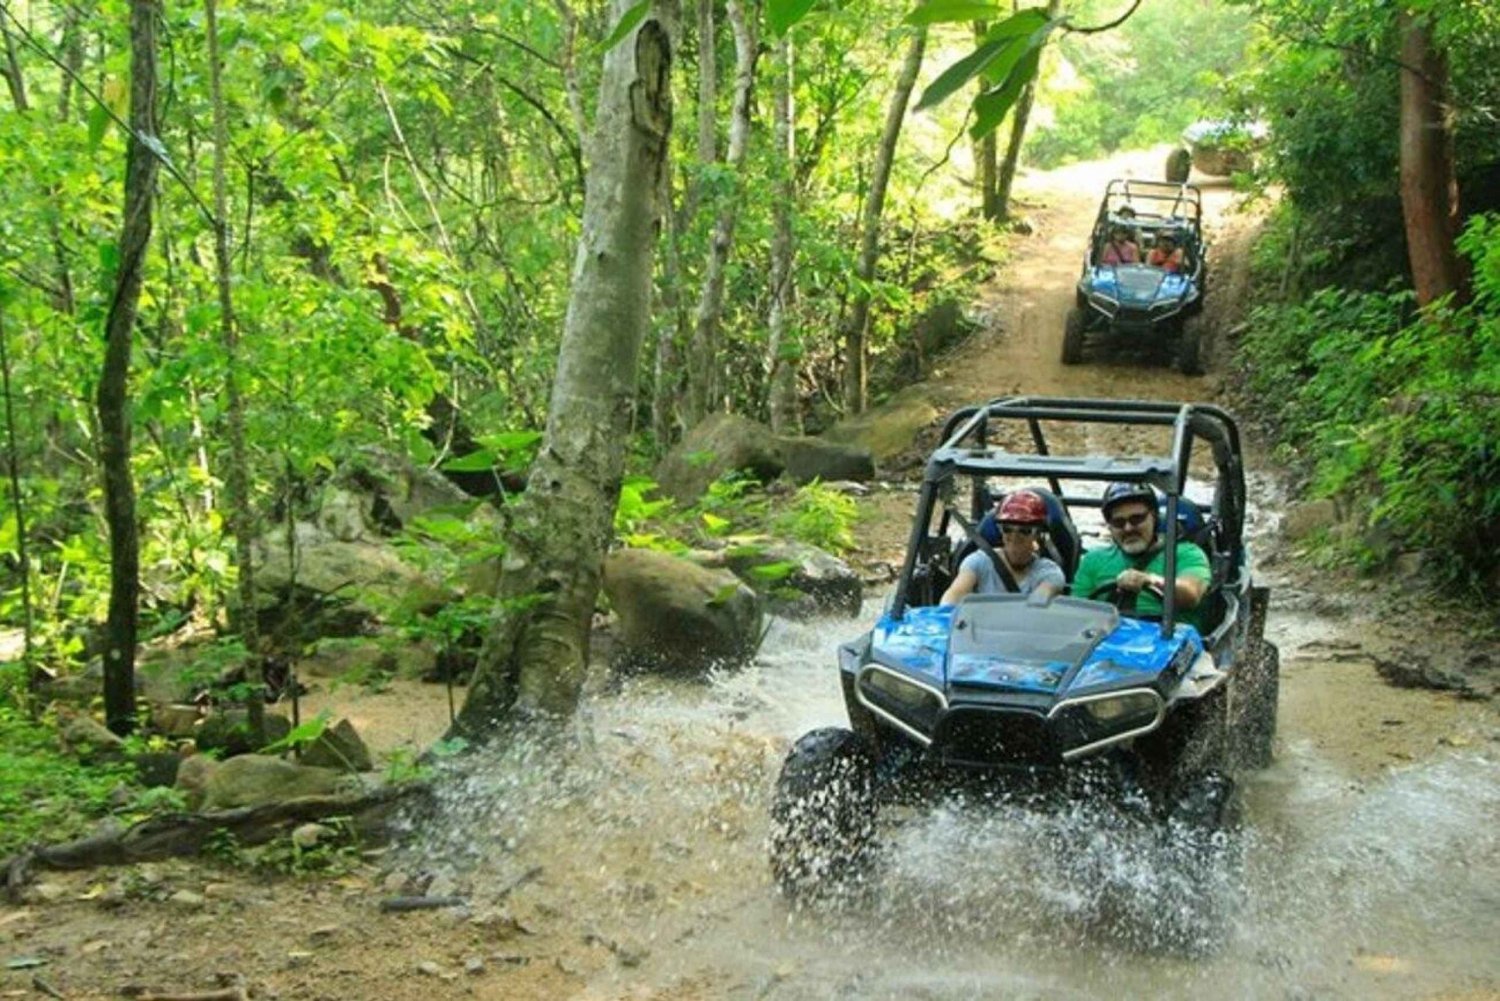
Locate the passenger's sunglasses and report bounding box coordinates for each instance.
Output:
[1000,524,1041,538]
[1107,512,1152,530]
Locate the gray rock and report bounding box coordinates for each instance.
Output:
[654,413,785,506]
[696,539,863,619]
[775,436,875,485]
[298,717,374,772]
[175,753,359,811]
[1282,499,1341,542]
[603,548,764,675]
[58,711,126,763]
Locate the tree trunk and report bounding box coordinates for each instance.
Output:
[1,12,29,111]
[0,306,34,696]
[205,0,264,742]
[552,0,590,167]
[841,28,925,415]
[683,0,718,224]
[684,0,758,425]
[453,1,675,733]
[1398,13,1464,307]
[973,21,999,220]
[995,0,1061,220]
[97,0,161,736]
[766,32,800,435]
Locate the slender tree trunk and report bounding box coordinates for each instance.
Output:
[682,0,718,224]
[552,0,590,166]
[973,21,999,220]
[766,32,800,434]
[1,12,28,110]
[205,0,264,741]
[452,0,676,734]
[1398,13,1464,307]
[652,184,686,445]
[97,0,161,736]
[0,305,34,695]
[841,28,925,414]
[684,0,758,425]
[995,0,1061,220]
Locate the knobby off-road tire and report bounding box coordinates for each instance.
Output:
[1177,317,1205,375]
[1166,148,1192,184]
[1062,306,1087,365]
[769,727,878,904]
[1234,640,1280,769]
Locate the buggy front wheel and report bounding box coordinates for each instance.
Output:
[1062,307,1087,365]
[769,727,878,903]
[1177,317,1204,375]
[1166,148,1192,184]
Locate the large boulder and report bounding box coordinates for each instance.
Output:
[821,386,939,463]
[602,548,764,675]
[654,413,785,506]
[775,436,875,485]
[694,539,863,619]
[326,447,499,537]
[253,521,454,636]
[175,753,360,811]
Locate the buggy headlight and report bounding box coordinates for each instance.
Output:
[856,666,945,743]
[1082,691,1160,723]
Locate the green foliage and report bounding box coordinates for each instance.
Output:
[1028,0,1254,167]
[260,709,332,755]
[1239,215,1500,586]
[0,708,139,855]
[772,481,859,553]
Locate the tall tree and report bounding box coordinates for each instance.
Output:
[453,0,676,732]
[97,0,161,735]
[994,0,1063,219]
[1398,12,1464,307]
[765,30,800,434]
[841,27,925,415]
[973,19,999,220]
[685,0,760,424]
[205,0,264,741]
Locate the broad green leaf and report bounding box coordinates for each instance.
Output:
[476,430,543,455]
[767,0,818,36]
[442,449,497,472]
[970,43,1042,138]
[706,582,742,608]
[701,511,730,535]
[905,0,1005,26]
[87,104,111,150]
[915,8,1050,110]
[749,560,799,582]
[600,1,650,51]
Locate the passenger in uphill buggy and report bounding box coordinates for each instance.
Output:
[940,490,1066,605]
[1071,481,1211,630]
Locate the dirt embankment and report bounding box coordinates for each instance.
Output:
[2,149,1496,1001]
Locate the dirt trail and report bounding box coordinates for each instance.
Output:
[3,151,1497,1001]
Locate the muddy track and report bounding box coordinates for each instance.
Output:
[3,152,1497,1001]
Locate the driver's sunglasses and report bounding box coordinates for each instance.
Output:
[1107,512,1151,530]
[1000,524,1041,538]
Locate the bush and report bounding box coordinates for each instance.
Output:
[1239,215,1500,587]
[0,708,139,855]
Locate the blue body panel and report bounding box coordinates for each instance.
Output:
[1085,266,1195,307]
[870,604,1201,701]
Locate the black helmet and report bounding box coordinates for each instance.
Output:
[1101,481,1158,521]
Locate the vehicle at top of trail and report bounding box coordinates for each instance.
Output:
[768,397,1278,904]
[1166,119,1268,184]
[1064,180,1207,375]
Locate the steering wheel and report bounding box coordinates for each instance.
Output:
[1087,578,1166,615]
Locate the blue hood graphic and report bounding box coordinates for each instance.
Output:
[869,599,1200,699]
[1087,264,1193,305]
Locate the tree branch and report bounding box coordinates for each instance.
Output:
[1065,0,1142,35]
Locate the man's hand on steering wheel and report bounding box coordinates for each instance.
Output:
[1087,572,1166,611]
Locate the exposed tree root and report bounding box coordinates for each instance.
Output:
[2,782,431,901]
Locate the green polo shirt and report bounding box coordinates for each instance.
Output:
[1071,542,1212,630]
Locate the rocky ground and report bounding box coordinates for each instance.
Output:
[2,149,1496,1001]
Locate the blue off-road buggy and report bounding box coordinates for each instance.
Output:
[768,397,1278,901]
[1063,181,1207,375]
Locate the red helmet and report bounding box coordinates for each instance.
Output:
[999,490,1048,526]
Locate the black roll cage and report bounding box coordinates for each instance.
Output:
[891,396,1248,639]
